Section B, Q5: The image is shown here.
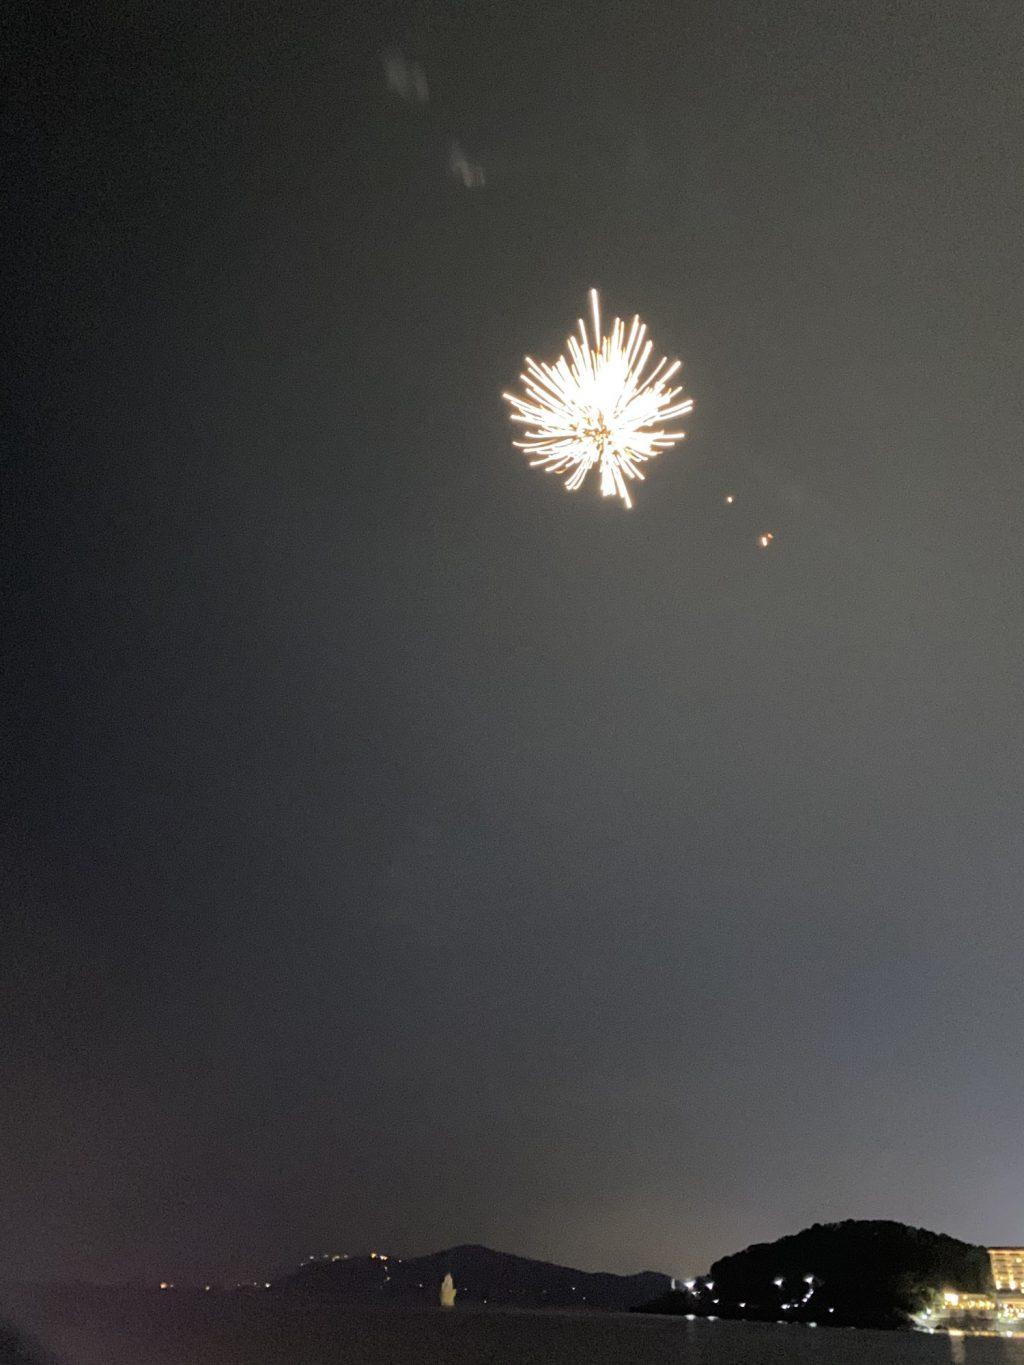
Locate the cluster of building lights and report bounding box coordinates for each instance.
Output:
[297,1249,403,1287]
[776,1273,823,1312]
[673,1247,1024,1335]
[898,1248,1024,1338]
[676,1271,836,1321]
[159,1247,420,1296]
[920,1285,1024,1334]
[301,1250,403,1264]
[159,1281,266,1291]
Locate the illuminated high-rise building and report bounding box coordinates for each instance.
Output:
[989,1248,1024,1293]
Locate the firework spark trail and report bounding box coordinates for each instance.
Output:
[502,290,693,508]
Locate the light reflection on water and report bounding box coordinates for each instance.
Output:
[5,1295,1024,1365]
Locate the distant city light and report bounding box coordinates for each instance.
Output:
[759,532,775,548]
[725,493,735,504]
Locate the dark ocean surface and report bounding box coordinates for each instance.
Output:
[4,1295,1024,1365]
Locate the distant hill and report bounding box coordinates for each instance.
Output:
[636,1219,992,1329]
[284,1243,670,1310]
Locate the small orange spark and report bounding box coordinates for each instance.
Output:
[724,494,735,504]
[759,533,774,548]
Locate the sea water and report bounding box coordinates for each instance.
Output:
[5,1294,1024,1365]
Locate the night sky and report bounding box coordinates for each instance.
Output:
[5,0,1024,1286]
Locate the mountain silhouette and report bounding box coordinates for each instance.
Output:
[285,1243,670,1310]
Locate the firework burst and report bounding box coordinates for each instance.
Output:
[502,290,693,508]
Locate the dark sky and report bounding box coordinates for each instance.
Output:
[5,0,1024,1285]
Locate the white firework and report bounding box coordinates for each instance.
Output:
[502,290,693,508]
